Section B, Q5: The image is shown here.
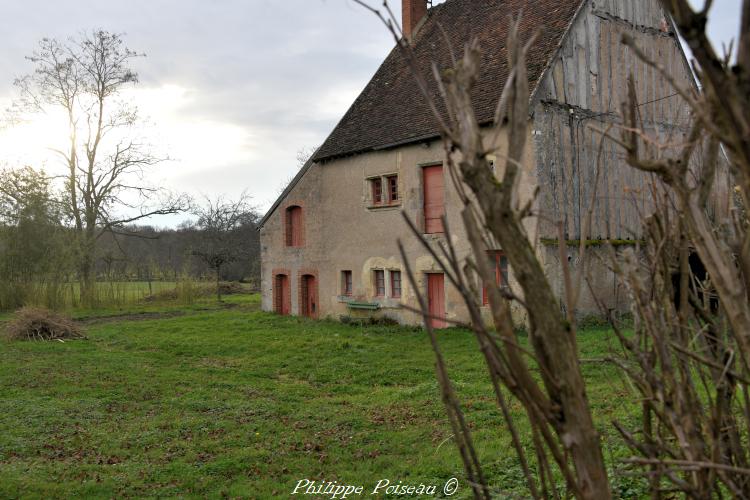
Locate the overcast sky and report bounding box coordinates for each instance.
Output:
[0,0,741,226]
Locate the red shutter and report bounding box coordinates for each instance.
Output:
[286,206,302,247]
[423,165,444,234]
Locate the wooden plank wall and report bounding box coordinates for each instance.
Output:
[532,0,695,240]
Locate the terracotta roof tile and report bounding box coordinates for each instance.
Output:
[314,0,584,161]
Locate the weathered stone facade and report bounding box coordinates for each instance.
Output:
[260,0,697,326]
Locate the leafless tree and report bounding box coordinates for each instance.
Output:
[354,3,610,497]
[11,30,187,305]
[190,192,257,302]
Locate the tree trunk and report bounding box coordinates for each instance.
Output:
[216,266,222,303]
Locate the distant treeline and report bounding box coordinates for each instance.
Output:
[95,221,261,284]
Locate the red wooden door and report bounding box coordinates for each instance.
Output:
[427,273,447,329]
[423,165,445,234]
[301,275,317,318]
[275,275,290,315]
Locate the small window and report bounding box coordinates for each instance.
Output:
[390,270,402,298]
[341,270,353,296]
[371,178,383,205]
[285,206,303,247]
[482,251,509,305]
[374,270,385,297]
[487,155,497,174]
[387,175,399,203]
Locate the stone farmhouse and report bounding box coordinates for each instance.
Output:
[258,0,696,326]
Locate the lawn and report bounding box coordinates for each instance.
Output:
[0,294,645,498]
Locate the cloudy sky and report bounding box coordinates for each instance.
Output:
[0,0,742,225]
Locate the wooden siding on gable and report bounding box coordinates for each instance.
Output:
[532,0,694,240]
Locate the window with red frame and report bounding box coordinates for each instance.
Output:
[387,175,399,203]
[482,251,509,305]
[390,270,402,298]
[371,178,383,205]
[374,270,385,297]
[341,270,353,296]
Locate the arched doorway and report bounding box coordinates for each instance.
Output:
[274,274,290,315]
[300,274,317,318]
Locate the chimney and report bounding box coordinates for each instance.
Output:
[402,0,428,40]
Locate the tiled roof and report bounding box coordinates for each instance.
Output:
[314,0,585,162]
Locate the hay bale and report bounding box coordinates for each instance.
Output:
[4,307,85,342]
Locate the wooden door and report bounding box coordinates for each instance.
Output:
[427,273,447,329]
[301,274,317,318]
[275,274,290,315]
[423,165,445,234]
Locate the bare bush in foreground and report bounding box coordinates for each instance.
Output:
[356,0,749,498]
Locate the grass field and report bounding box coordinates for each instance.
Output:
[0,294,646,498]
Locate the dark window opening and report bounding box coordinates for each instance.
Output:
[482,251,509,305]
[372,178,383,205]
[387,175,399,203]
[390,270,402,298]
[374,270,385,297]
[342,270,353,296]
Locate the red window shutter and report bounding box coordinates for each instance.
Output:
[423,165,444,234]
[286,206,302,247]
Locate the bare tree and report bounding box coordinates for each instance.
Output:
[190,192,257,302]
[354,3,610,497]
[11,30,186,305]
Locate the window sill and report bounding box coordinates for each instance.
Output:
[367,202,401,210]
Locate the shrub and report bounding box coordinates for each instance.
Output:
[4,307,85,341]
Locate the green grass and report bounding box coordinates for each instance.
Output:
[0,295,645,498]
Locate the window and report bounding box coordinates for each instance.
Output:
[341,270,353,296]
[390,270,402,298]
[482,251,509,305]
[423,164,444,234]
[374,270,385,297]
[285,205,303,247]
[369,175,400,207]
[387,175,399,203]
[371,178,383,205]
